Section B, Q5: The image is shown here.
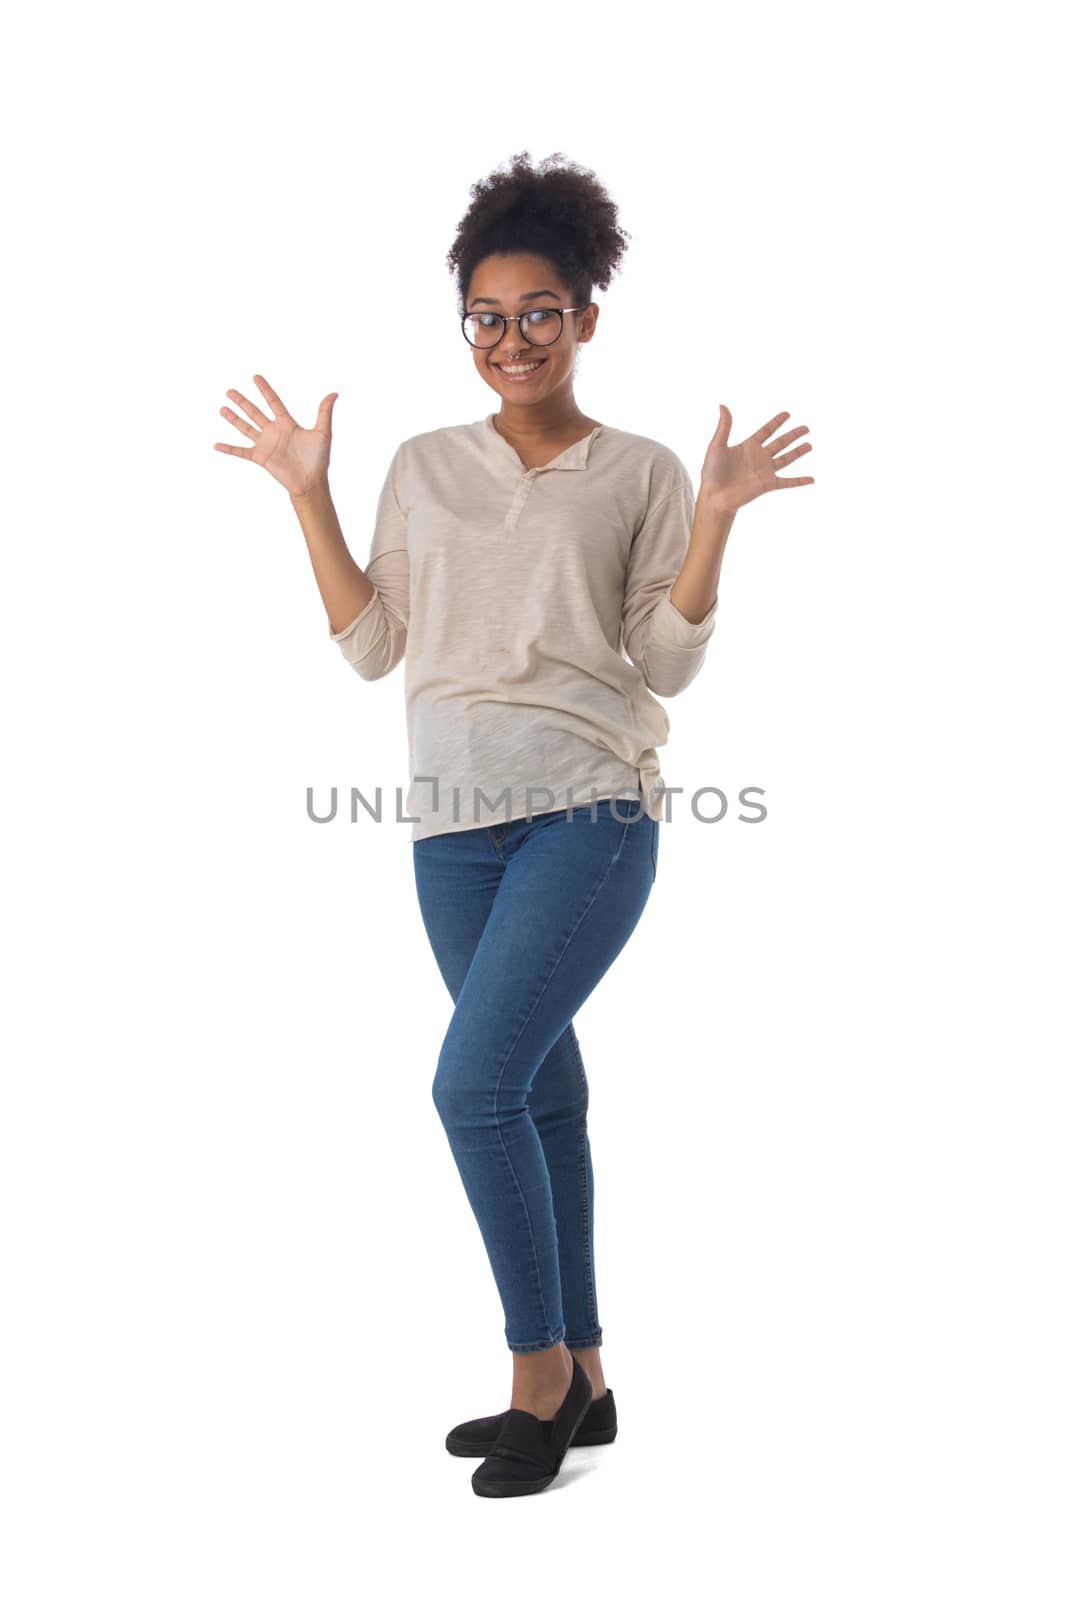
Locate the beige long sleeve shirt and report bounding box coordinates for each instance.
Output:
[330,412,718,843]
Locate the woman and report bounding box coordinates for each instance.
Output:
[214,150,814,1498]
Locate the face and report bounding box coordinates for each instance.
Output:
[464,252,598,409]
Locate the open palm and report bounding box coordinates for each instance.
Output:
[213,374,339,497]
[700,404,815,514]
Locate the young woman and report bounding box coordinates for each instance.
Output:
[214,151,814,1498]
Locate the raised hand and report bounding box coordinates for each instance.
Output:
[213,374,339,498]
[700,405,815,514]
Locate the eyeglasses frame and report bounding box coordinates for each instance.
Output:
[460,305,591,349]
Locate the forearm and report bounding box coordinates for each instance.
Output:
[669,486,735,622]
[290,479,376,635]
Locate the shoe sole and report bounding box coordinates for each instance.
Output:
[471,1467,560,1497]
[446,1424,617,1457]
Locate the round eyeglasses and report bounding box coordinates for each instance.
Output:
[461,305,589,349]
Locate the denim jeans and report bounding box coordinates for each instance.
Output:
[412,797,658,1352]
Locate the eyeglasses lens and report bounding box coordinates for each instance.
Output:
[463,309,563,347]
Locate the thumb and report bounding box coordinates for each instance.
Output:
[316,392,339,432]
[714,402,732,443]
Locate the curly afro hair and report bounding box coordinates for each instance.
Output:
[446,149,632,316]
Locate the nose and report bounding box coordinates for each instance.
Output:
[499,319,535,360]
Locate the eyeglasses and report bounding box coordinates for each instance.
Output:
[461,305,589,349]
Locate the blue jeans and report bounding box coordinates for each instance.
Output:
[412,798,659,1352]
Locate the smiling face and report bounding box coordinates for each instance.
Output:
[464,252,598,415]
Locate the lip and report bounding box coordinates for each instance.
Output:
[492,357,548,382]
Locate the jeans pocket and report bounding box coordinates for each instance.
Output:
[650,821,659,882]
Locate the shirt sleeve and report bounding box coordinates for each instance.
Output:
[329,444,410,681]
[621,466,718,698]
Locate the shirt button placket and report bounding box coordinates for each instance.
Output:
[503,469,540,534]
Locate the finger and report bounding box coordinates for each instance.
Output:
[213,442,256,459]
[253,373,293,421]
[220,405,259,441]
[772,443,813,469]
[754,410,790,444]
[225,386,272,429]
[768,426,809,457]
[773,475,815,488]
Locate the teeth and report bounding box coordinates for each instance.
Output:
[499,361,545,374]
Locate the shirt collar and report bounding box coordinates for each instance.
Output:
[480,413,605,472]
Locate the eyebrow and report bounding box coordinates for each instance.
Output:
[467,289,562,308]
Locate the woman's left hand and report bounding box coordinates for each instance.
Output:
[699,404,815,514]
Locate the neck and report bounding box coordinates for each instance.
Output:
[495,390,589,441]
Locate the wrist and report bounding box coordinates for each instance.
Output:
[696,483,736,516]
[693,486,737,540]
[290,476,332,507]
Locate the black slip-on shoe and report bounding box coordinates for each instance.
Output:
[446,1385,617,1456]
[470,1357,593,1497]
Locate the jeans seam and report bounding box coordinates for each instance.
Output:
[565,1022,599,1337]
[489,826,508,863]
[490,812,637,1347]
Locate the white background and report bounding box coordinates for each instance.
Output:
[3,1,1062,1594]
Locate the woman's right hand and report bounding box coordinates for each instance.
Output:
[213,374,339,498]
